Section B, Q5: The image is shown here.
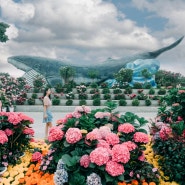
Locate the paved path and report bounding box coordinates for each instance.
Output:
[23,111,157,139]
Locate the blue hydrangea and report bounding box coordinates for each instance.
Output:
[54,169,68,185]
[57,159,65,170]
[86,173,102,185]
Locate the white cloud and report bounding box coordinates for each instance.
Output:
[0,0,184,77]
[0,0,35,23]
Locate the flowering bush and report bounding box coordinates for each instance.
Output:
[150,88,185,184]
[40,102,159,185]
[0,112,34,167]
[76,85,87,93]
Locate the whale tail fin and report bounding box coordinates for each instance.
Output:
[149,36,184,58]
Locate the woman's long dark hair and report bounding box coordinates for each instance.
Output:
[43,87,51,99]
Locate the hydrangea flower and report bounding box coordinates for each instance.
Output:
[48,126,64,142]
[118,123,135,133]
[65,128,82,144]
[86,173,102,185]
[133,132,149,143]
[105,160,125,176]
[90,147,110,166]
[112,144,130,163]
[54,169,68,185]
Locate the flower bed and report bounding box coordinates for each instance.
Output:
[0,112,34,168]
[39,102,160,185]
[150,88,185,185]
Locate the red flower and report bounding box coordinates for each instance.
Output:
[31,151,42,162]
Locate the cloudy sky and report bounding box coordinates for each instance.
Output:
[0,0,185,77]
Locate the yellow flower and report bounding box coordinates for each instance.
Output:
[2,171,9,177]
[81,129,88,134]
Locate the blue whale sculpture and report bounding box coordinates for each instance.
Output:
[8,36,184,86]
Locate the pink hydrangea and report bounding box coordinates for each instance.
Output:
[0,112,8,116]
[111,114,120,122]
[56,117,68,125]
[112,144,130,164]
[0,130,8,144]
[159,126,172,141]
[118,123,135,133]
[4,128,13,136]
[138,151,145,161]
[23,127,35,136]
[103,112,111,118]
[99,126,111,139]
[48,127,64,142]
[133,132,149,143]
[72,111,82,118]
[105,133,120,146]
[74,106,84,112]
[7,112,22,125]
[105,160,125,176]
[83,106,91,113]
[80,154,90,168]
[31,151,42,162]
[65,113,73,119]
[86,128,102,141]
[97,139,110,149]
[94,112,105,119]
[18,113,34,123]
[90,147,110,166]
[122,141,137,151]
[65,128,82,144]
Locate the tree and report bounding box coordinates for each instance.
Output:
[59,66,75,84]
[0,22,9,43]
[155,70,181,87]
[141,69,152,82]
[88,70,99,82]
[114,68,133,86]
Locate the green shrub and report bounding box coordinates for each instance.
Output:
[90,82,98,88]
[78,93,88,100]
[100,82,108,88]
[145,99,151,106]
[137,93,148,100]
[90,88,99,94]
[93,98,101,106]
[143,82,152,89]
[91,93,100,99]
[114,94,126,100]
[113,88,122,94]
[31,93,37,99]
[133,82,143,89]
[102,88,110,94]
[148,88,155,95]
[66,99,73,106]
[119,99,127,106]
[55,83,64,93]
[27,98,35,105]
[103,94,111,100]
[79,99,87,106]
[158,88,166,95]
[52,98,60,105]
[132,99,140,106]
[124,87,133,94]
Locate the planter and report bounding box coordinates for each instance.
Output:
[0,166,7,175]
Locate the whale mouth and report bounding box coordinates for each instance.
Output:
[8,57,31,72]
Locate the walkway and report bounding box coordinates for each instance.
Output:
[23,110,157,139]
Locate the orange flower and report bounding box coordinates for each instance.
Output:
[149,183,156,185]
[118,182,127,185]
[131,180,139,185]
[142,182,148,185]
[19,178,25,184]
